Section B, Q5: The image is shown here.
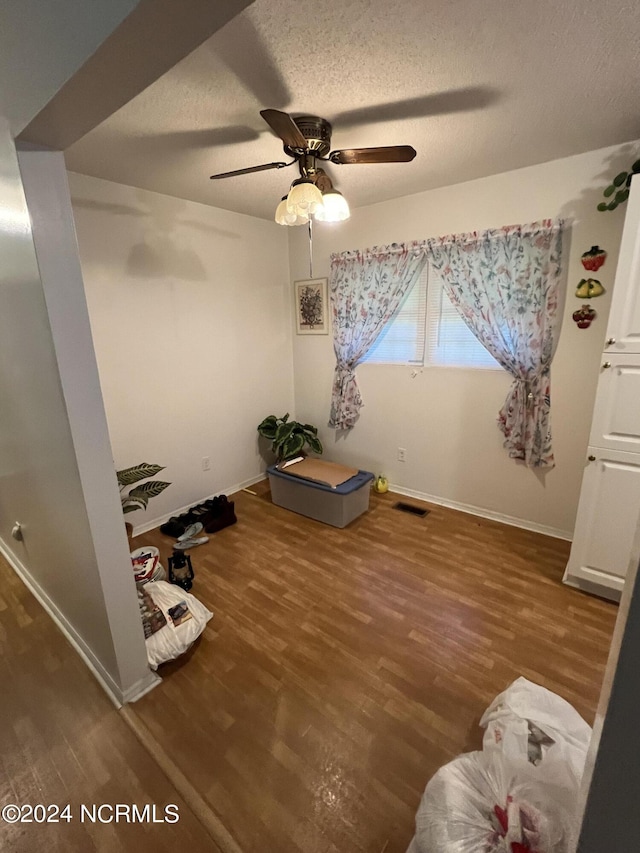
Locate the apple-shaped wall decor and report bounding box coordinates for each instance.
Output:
[572,305,597,329]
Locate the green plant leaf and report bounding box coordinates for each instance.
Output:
[122,503,142,514]
[281,432,305,459]
[126,492,148,509]
[129,480,171,501]
[603,184,616,197]
[117,463,165,486]
[307,435,323,455]
[597,202,608,212]
[257,415,278,440]
[633,160,640,173]
[302,423,318,435]
[281,413,289,423]
[607,200,618,210]
[274,421,296,447]
[615,189,630,204]
[614,171,629,187]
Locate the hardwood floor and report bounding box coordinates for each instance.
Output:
[130,482,618,853]
[0,549,222,852]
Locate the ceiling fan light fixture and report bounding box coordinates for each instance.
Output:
[286,179,323,215]
[314,189,350,222]
[275,197,309,226]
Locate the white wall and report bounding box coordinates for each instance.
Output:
[68,173,293,532]
[289,141,637,537]
[0,0,157,707]
[17,148,156,703]
[1,0,139,136]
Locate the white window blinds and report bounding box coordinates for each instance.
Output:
[425,267,501,369]
[362,267,427,365]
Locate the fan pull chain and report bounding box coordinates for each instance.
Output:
[308,217,313,278]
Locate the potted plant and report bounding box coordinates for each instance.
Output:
[257,414,323,462]
[117,463,171,537]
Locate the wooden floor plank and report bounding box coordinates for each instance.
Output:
[0,551,224,852]
[129,482,617,853]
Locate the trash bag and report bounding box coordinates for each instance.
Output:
[409,679,591,853]
[479,677,591,782]
[413,750,580,853]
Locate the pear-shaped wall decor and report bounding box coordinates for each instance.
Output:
[575,278,605,298]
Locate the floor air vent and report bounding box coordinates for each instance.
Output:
[393,502,429,518]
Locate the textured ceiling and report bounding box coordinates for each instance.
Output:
[64,0,640,221]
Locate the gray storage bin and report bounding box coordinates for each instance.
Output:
[267,465,374,528]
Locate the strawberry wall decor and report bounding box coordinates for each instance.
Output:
[572,305,597,329]
[581,245,607,271]
[575,278,605,298]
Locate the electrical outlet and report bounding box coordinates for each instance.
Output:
[397,447,407,462]
[202,456,211,471]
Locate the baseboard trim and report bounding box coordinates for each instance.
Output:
[121,706,243,853]
[132,473,267,537]
[562,571,621,603]
[122,670,162,703]
[0,537,132,707]
[388,483,572,541]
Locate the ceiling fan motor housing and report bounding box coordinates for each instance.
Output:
[286,115,333,158]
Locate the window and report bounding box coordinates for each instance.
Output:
[362,266,501,369]
[426,267,501,369]
[361,268,427,365]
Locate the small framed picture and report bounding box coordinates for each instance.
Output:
[295,278,329,335]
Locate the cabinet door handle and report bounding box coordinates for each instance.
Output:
[588,455,596,462]
[606,337,616,346]
[602,361,612,369]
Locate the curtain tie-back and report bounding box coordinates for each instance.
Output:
[515,370,550,407]
[335,363,355,386]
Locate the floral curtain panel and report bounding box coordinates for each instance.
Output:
[425,220,565,468]
[329,242,428,430]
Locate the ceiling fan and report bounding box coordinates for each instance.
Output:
[209,109,417,224]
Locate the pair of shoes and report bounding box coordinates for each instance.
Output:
[200,495,228,527]
[160,516,187,538]
[178,522,203,542]
[160,497,218,537]
[182,497,220,526]
[173,535,209,550]
[204,499,237,534]
[189,501,213,519]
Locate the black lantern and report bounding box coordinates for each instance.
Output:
[168,549,194,591]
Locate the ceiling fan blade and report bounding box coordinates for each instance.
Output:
[210,161,290,180]
[260,109,308,150]
[329,146,417,165]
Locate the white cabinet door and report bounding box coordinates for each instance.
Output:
[604,177,640,353]
[589,354,640,452]
[565,448,640,597]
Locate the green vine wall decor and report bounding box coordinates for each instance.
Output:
[597,159,640,211]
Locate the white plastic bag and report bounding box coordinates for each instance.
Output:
[413,750,580,853]
[141,580,212,669]
[479,677,591,782]
[408,679,591,853]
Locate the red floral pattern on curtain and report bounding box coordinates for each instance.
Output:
[424,220,565,468]
[329,242,428,430]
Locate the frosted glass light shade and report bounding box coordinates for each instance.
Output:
[275,198,309,226]
[286,180,323,215]
[314,190,350,222]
